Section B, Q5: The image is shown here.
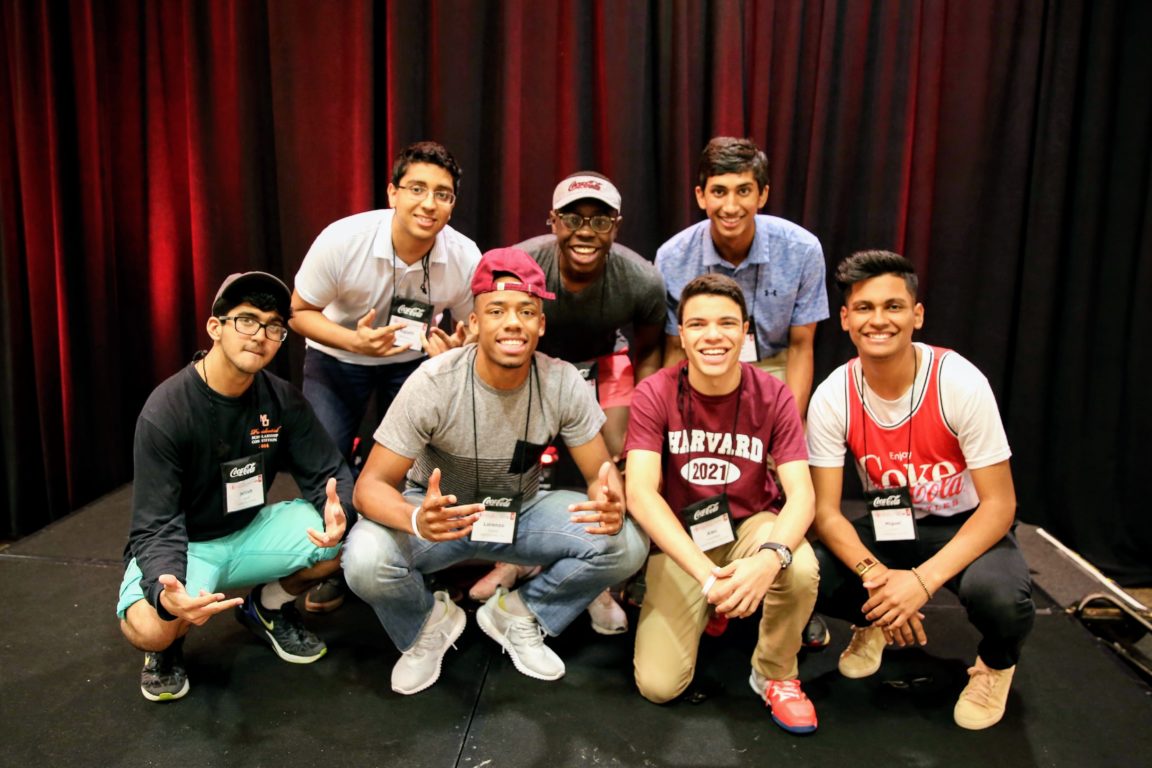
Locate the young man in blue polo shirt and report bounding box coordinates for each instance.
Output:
[656,136,828,417]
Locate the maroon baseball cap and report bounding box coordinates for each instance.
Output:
[470,248,556,300]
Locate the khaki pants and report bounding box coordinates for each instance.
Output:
[633,511,819,703]
[754,348,789,379]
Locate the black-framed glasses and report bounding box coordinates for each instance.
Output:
[553,212,619,233]
[219,315,289,342]
[396,183,456,205]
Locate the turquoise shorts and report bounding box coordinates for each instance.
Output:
[116,499,341,618]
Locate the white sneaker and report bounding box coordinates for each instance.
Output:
[588,589,628,635]
[391,591,466,695]
[476,588,565,681]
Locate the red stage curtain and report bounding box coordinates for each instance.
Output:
[2,1,1150,582]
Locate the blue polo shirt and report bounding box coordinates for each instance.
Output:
[655,215,829,357]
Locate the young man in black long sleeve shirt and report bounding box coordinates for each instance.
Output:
[116,271,355,701]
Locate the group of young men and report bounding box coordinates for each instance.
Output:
[117,137,1034,736]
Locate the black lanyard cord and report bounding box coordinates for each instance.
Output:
[469,347,537,499]
[858,348,918,492]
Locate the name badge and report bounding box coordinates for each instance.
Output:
[738,330,759,363]
[389,297,434,352]
[865,486,917,541]
[680,493,736,551]
[220,453,265,514]
[574,359,599,401]
[470,491,522,544]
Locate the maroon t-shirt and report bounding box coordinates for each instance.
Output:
[624,362,807,521]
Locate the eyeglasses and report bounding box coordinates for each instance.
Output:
[219,315,289,342]
[396,183,456,206]
[553,212,619,233]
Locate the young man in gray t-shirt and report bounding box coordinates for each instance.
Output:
[343,248,648,695]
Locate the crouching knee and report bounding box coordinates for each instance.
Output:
[634,664,691,705]
[341,520,413,602]
[600,520,650,583]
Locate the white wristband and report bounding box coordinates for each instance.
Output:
[410,505,427,541]
[700,574,717,596]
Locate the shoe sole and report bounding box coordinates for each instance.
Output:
[954,711,1005,730]
[837,662,881,679]
[590,622,628,636]
[747,673,817,734]
[476,605,565,681]
[837,651,882,679]
[391,605,467,695]
[141,678,190,702]
[236,606,327,664]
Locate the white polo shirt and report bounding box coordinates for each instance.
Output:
[294,208,481,366]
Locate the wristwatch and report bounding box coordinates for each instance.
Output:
[757,542,792,569]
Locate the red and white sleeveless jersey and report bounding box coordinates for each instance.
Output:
[844,346,980,516]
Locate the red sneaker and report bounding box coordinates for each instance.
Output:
[749,672,818,734]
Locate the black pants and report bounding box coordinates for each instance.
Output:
[813,511,1035,669]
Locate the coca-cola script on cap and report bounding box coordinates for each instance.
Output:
[551,173,622,212]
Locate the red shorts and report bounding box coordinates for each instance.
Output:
[596,349,634,410]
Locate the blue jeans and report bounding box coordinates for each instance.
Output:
[813,511,1035,668]
[343,489,649,651]
[302,347,423,467]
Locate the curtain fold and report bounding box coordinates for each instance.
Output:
[2,0,1150,582]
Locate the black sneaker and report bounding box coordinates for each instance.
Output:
[140,637,189,702]
[304,575,346,614]
[802,613,831,650]
[236,586,327,664]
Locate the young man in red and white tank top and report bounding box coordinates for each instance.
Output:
[807,250,1034,730]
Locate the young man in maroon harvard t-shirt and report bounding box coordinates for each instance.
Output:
[623,273,819,735]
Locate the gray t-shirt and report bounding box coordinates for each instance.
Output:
[375,345,605,501]
[515,234,666,362]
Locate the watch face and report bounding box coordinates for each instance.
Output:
[761,542,791,567]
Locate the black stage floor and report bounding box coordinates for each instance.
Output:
[2,481,1150,768]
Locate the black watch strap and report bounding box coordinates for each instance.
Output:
[757,541,792,569]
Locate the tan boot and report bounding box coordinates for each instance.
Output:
[953,657,1015,730]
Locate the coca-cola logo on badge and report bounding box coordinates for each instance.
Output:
[395,305,424,318]
[692,501,721,520]
[873,494,904,508]
[229,462,257,478]
[483,496,513,507]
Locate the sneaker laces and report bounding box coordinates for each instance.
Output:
[959,665,996,706]
[845,626,878,657]
[506,614,546,648]
[768,679,803,703]
[405,615,460,659]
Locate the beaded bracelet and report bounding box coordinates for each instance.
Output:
[910,566,933,599]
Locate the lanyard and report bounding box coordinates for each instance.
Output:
[469,347,538,499]
[676,365,745,494]
[194,351,236,460]
[858,349,918,492]
[390,243,432,305]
